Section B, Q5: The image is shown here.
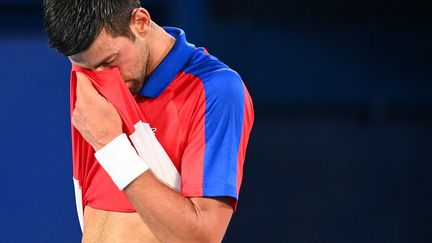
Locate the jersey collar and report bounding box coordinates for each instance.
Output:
[139,27,195,98]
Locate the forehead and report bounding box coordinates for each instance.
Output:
[69,30,118,68]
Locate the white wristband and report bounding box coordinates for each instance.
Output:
[95,133,149,190]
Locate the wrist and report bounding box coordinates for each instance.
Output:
[95,133,149,190]
[94,131,123,151]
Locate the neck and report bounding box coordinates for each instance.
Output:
[145,23,176,77]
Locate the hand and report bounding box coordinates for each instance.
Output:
[72,72,123,151]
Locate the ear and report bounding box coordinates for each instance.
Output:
[130,8,152,37]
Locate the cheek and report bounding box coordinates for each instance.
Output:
[115,60,136,80]
[116,43,146,80]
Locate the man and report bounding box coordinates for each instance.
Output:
[43,0,254,242]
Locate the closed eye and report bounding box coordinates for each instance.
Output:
[102,57,115,66]
[95,54,117,69]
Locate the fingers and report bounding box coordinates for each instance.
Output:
[74,71,114,111]
[76,72,99,99]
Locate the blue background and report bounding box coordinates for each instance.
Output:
[0,0,431,242]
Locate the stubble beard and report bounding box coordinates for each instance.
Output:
[129,42,151,95]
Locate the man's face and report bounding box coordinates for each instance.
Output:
[69,29,150,95]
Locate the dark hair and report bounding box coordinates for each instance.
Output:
[43,0,141,56]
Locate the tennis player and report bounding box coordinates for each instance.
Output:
[43,0,254,242]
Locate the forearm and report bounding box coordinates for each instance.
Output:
[93,133,232,242]
[124,171,230,243]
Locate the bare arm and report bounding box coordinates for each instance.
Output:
[125,171,233,243]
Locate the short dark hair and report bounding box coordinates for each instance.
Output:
[43,0,141,56]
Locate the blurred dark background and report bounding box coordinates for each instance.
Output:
[0,0,431,242]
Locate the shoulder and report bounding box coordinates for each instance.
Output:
[184,49,245,104]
